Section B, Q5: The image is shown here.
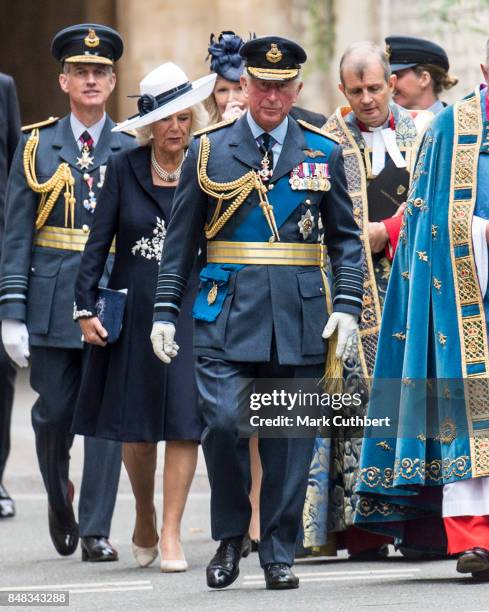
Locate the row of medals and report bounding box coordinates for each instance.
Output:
[289,163,331,191]
[259,152,331,193]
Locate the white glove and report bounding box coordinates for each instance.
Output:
[322,312,359,362]
[1,319,30,368]
[150,322,179,364]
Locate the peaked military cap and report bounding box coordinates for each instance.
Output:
[51,23,123,66]
[239,35,306,81]
[386,35,449,72]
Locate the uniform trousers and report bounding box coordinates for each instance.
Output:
[30,346,121,537]
[197,350,319,568]
[0,341,15,483]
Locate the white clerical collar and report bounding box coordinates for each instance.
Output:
[246,111,288,145]
[362,115,390,132]
[70,113,106,149]
[360,113,406,176]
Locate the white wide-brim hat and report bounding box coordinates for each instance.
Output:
[112,62,217,132]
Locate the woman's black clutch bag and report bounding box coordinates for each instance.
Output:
[95,287,128,343]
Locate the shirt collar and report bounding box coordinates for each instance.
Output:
[427,99,445,115]
[246,111,288,145]
[70,112,106,147]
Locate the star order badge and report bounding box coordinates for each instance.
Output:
[298,209,315,240]
[77,145,94,170]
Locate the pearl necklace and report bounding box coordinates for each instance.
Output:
[151,147,184,182]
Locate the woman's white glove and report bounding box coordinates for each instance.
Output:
[1,319,30,368]
[150,322,179,364]
[322,312,359,361]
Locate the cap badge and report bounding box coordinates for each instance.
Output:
[84,28,100,48]
[266,43,282,64]
[385,43,392,59]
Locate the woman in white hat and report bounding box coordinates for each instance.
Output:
[72,62,216,571]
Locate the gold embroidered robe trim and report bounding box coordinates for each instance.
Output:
[324,106,421,376]
[448,88,489,476]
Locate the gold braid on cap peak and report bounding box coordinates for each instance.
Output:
[23,128,76,230]
[247,66,299,80]
[198,134,280,241]
[64,55,113,65]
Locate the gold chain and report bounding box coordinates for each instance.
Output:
[23,128,76,230]
[198,134,279,241]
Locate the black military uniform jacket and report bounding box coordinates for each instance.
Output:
[0,115,136,349]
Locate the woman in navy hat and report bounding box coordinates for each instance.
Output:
[204,31,248,123]
[73,62,215,572]
[386,35,458,114]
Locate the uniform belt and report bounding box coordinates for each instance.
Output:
[207,241,323,266]
[34,225,116,254]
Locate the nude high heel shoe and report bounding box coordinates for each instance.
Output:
[159,537,188,572]
[132,510,159,568]
[160,557,188,572]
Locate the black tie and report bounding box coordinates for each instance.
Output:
[259,132,274,171]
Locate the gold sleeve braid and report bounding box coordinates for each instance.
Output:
[198,134,280,242]
[23,128,76,230]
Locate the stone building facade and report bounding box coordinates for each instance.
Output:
[0,0,488,123]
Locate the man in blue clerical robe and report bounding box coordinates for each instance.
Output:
[355,42,489,581]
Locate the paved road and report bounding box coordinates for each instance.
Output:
[1,372,488,611]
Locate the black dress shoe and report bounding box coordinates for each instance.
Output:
[81,536,118,562]
[457,547,489,574]
[206,534,251,589]
[48,507,79,556]
[48,480,78,556]
[264,563,299,590]
[0,483,15,518]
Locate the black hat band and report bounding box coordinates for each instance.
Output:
[128,81,193,119]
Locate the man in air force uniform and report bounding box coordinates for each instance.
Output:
[150,36,364,590]
[0,24,136,561]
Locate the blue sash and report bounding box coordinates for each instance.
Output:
[192,263,243,322]
[193,128,335,322]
